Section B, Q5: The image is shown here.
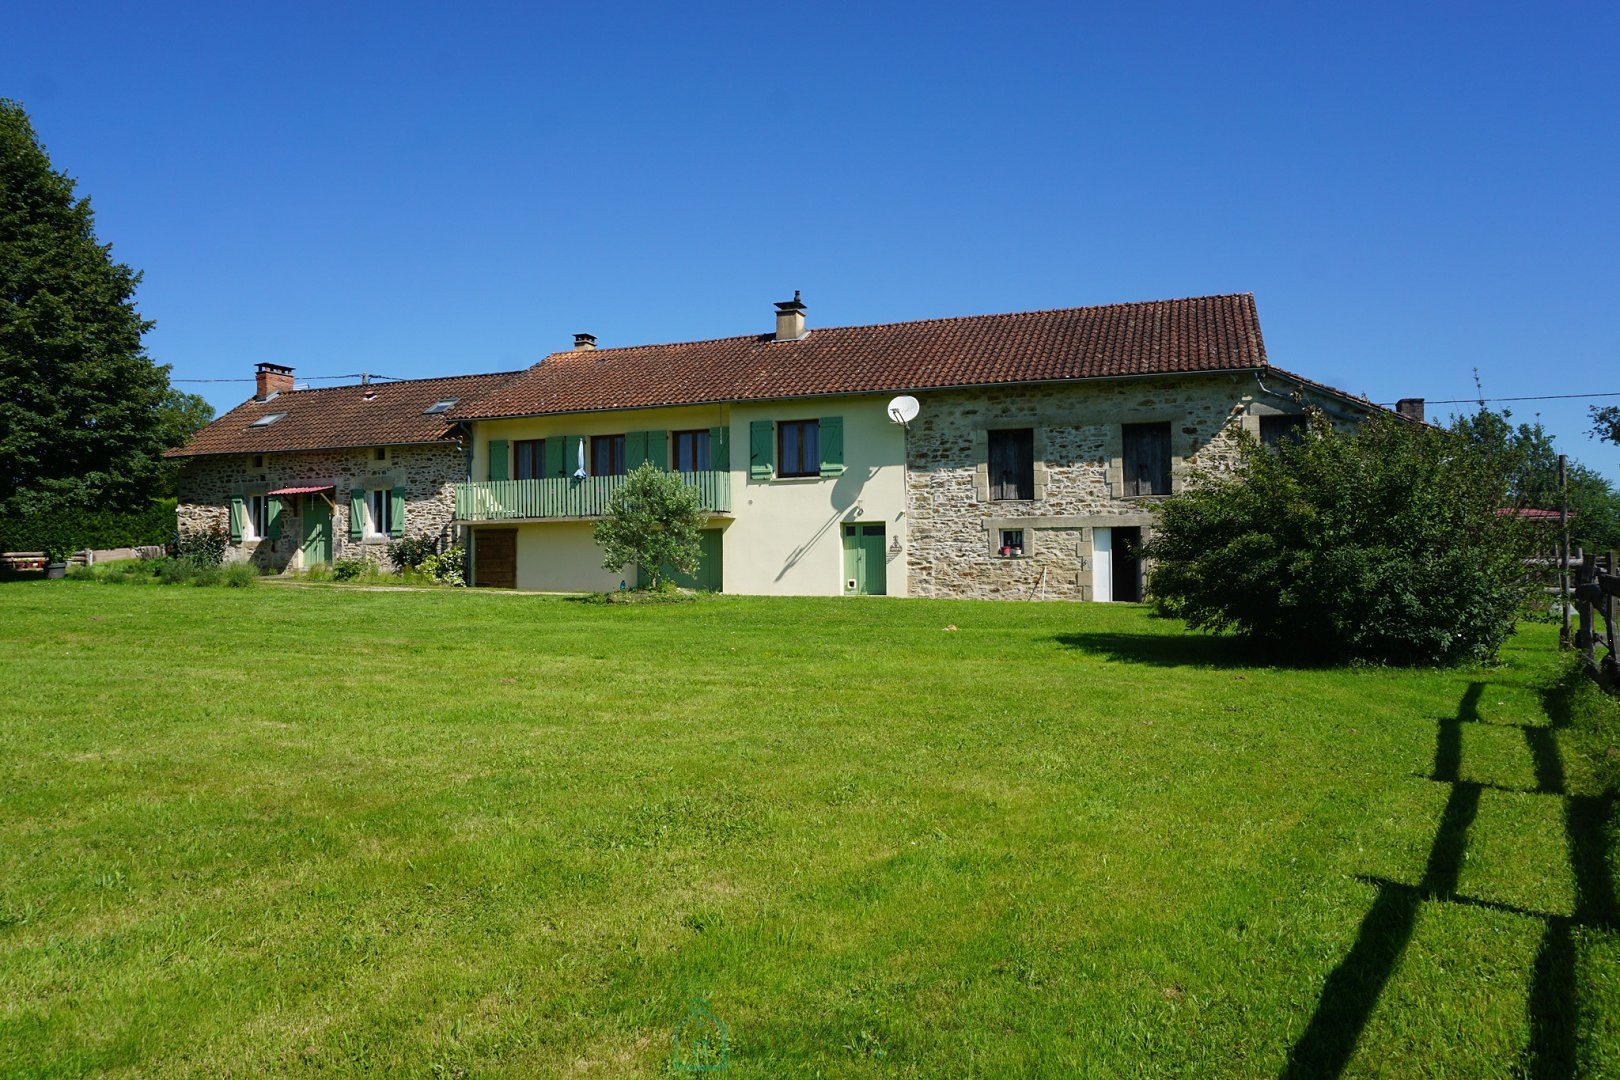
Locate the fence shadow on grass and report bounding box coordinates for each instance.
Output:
[1279,680,1619,1079]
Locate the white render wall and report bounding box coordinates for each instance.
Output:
[725,397,907,596]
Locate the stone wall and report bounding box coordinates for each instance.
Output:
[175,443,465,572]
[904,373,1305,600]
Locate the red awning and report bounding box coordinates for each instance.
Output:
[267,485,334,496]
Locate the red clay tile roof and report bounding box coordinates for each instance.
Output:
[166,371,519,458]
[455,293,1270,420]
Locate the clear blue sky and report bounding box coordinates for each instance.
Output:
[8,1,1617,473]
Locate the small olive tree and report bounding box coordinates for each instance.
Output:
[1143,411,1540,666]
[593,462,707,590]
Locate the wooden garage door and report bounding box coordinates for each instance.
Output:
[474,529,516,589]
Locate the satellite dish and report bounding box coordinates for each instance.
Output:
[886,395,920,425]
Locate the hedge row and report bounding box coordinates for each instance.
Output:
[0,499,177,555]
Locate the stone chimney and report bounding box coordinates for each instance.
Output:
[255,362,294,401]
[774,291,807,342]
[573,333,597,351]
[1395,397,1425,423]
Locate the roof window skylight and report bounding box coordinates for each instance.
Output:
[250,412,287,427]
[423,398,459,414]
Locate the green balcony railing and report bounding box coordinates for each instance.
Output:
[454,471,732,521]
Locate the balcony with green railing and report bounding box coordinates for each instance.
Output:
[454,470,732,522]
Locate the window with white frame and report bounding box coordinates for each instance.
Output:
[367,489,393,537]
[245,494,269,540]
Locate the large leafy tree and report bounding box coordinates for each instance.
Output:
[1144,411,1538,666]
[0,99,210,519]
[1453,408,1620,553]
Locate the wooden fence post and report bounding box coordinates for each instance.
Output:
[1607,551,1619,682]
[1576,552,1597,666]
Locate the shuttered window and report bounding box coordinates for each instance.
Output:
[778,420,819,478]
[591,434,626,476]
[513,439,544,480]
[246,494,269,539]
[487,439,509,481]
[988,429,1035,501]
[1259,414,1307,448]
[1122,422,1172,495]
[367,489,393,536]
[673,430,710,473]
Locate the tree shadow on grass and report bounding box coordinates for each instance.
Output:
[1051,630,1328,670]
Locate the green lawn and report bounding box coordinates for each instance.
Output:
[0,583,1615,1078]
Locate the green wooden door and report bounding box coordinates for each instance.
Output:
[637,530,724,592]
[302,496,330,566]
[842,524,887,595]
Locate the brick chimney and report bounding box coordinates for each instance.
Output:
[774,291,806,342]
[1395,397,1425,423]
[573,333,597,351]
[255,362,294,401]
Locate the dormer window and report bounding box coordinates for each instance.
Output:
[423,398,459,414]
[250,412,286,427]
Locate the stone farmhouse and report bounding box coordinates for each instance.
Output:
[171,293,1406,599]
[166,367,517,573]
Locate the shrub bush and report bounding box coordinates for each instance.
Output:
[1144,411,1540,666]
[332,558,368,582]
[416,545,467,586]
[222,563,258,588]
[386,536,438,572]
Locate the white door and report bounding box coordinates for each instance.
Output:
[1092,527,1113,602]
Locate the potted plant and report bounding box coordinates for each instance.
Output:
[43,543,74,579]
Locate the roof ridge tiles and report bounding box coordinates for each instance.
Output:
[534,293,1259,361]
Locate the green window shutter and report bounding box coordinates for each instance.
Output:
[625,430,648,470]
[544,437,564,478]
[488,439,509,481]
[390,486,406,537]
[709,426,730,471]
[228,496,244,543]
[645,430,668,470]
[266,496,283,540]
[819,416,845,477]
[749,420,774,479]
[349,487,365,540]
[564,435,586,476]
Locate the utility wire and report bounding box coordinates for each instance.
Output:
[1379,392,1620,406]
